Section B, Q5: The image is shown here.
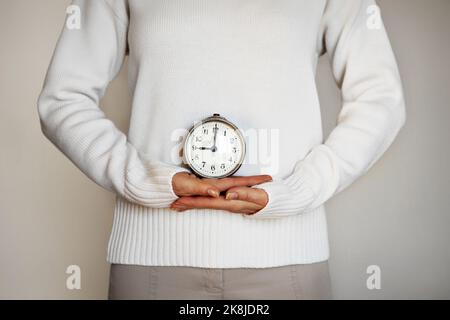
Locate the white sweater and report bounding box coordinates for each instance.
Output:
[38,0,405,268]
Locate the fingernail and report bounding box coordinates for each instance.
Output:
[207,189,219,198]
[226,192,238,200]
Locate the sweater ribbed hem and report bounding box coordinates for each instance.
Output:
[106,196,330,268]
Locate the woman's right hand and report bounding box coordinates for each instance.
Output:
[172,172,272,198]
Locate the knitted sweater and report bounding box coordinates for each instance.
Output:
[38,0,405,268]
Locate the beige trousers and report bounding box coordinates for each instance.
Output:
[108,261,332,300]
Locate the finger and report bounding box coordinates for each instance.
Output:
[171,196,263,214]
[204,175,272,192]
[173,196,228,210]
[172,172,220,198]
[191,179,221,197]
[182,175,220,197]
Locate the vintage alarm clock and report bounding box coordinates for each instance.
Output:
[183,114,246,178]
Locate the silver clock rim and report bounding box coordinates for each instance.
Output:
[183,114,246,179]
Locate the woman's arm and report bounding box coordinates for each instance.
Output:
[244,0,406,218]
[37,0,192,208]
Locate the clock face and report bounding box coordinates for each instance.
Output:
[184,118,245,178]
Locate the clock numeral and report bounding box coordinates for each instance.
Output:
[202,161,206,168]
[224,130,227,136]
[230,137,235,144]
[233,147,237,153]
[192,145,196,151]
[220,163,225,169]
[228,157,233,163]
[211,165,215,171]
[203,128,208,135]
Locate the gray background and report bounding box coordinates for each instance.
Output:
[0,0,449,299]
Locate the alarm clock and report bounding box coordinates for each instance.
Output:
[183,114,246,178]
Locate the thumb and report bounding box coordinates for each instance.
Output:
[225,187,268,205]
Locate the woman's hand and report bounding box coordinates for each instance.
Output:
[171,172,271,215]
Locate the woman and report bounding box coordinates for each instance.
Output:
[38,0,405,299]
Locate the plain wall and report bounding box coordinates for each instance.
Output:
[0,0,449,299]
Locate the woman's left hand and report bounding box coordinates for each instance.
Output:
[170,187,268,215]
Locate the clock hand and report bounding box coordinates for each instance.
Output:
[212,125,219,152]
[198,146,213,150]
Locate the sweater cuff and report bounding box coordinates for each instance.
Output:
[124,160,190,208]
[246,168,317,219]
